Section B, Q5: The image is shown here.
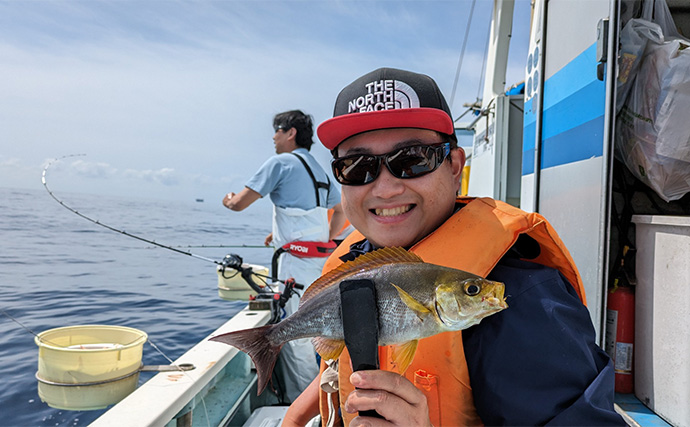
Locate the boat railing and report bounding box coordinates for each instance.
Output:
[90,307,273,426]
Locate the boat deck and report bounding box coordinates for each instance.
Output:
[615,394,672,427]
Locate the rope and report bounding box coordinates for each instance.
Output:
[450,0,478,110]
[476,16,492,102]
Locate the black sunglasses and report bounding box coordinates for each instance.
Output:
[331,142,452,186]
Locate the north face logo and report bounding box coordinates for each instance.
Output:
[348,79,420,113]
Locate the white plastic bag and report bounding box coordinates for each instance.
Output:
[616,18,663,114]
[615,0,690,202]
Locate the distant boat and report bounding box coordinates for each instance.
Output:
[195,198,204,203]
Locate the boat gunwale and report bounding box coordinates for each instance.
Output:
[90,307,271,426]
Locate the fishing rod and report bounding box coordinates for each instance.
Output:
[42,155,219,265]
[143,244,273,249]
[41,155,301,290]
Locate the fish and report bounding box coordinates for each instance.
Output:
[209,247,507,394]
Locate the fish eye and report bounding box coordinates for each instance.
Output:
[465,283,480,296]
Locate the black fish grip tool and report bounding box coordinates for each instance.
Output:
[340,278,383,419]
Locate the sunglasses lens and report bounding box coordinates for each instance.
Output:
[332,155,380,185]
[387,145,440,179]
[333,143,449,185]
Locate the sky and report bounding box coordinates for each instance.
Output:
[1,0,532,206]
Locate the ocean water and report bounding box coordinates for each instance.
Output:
[0,187,275,426]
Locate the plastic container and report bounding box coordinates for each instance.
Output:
[242,406,290,426]
[632,215,690,427]
[35,325,147,410]
[217,263,272,301]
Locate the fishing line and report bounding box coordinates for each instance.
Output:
[2,309,144,349]
[1,309,47,342]
[146,339,211,426]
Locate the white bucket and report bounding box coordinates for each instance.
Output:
[217,263,273,300]
[35,324,147,410]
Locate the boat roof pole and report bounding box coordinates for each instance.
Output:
[481,0,515,108]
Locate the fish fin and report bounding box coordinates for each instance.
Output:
[209,325,281,395]
[391,340,418,374]
[391,283,432,321]
[312,337,345,360]
[301,247,425,307]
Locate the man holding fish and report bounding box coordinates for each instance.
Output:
[214,68,624,426]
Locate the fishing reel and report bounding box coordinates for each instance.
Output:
[220,253,267,296]
[221,253,243,270]
[220,253,306,324]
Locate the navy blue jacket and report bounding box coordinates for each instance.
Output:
[342,240,624,426]
[465,256,624,425]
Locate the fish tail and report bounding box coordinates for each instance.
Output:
[209,325,282,395]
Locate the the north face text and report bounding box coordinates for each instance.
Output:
[348,79,420,113]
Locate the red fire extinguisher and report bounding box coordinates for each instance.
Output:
[606,284,635,393]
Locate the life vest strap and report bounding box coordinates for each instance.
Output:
[281,240,337,258]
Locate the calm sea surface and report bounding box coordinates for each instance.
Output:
[0,187,274,426]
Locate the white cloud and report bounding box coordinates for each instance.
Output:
[0,1,532,201]
[0,157,21,167]
[123,167,179,186]
[69,159,118,179]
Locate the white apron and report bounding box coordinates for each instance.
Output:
[272,204,329,402]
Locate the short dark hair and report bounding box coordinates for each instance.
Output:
[273,110,314,150]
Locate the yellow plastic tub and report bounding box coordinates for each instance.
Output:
[217,263,272,300]
[35,325,147,410]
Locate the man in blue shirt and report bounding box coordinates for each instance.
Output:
[222,109,346,402]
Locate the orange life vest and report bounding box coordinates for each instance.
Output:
[318,197,586,426]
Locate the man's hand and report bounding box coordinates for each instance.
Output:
[264,232,273,246]
[344,370,432,427]
[221,187,261,211]
[222,192,236,209]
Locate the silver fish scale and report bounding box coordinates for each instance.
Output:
[370,265,454,344]
[264,262,480,347]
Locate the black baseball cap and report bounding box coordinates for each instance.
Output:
[317,67,456,149]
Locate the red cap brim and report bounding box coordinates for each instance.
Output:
[317,108,454,150]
